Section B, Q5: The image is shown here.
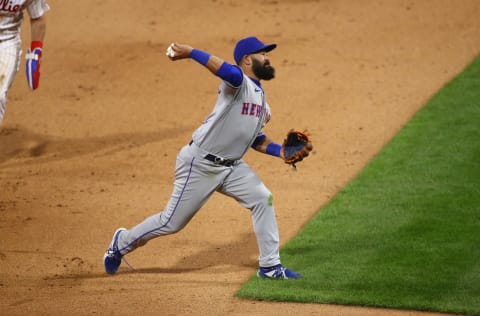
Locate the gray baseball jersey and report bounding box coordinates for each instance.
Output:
[192,75,271,160]
[115,72,282,268]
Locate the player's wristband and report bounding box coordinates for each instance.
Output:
[266,142,281,157]
[31,41,43,50]
[190,49,210,66]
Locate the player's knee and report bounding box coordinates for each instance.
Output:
[261,186,273,204]
[165,224,184,234]
[242,183,273,210]
[254,187,274,208]
[267,193,274,207]
[162,218,190,234]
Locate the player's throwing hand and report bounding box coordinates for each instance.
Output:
[166,43,193,61]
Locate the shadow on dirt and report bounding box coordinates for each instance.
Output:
[43,232,258,284]
[0,125,190,168]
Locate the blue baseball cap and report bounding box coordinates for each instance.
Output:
[233,36,277,65]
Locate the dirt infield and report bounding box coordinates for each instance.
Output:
[1,1,479,315]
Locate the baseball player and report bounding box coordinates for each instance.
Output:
[0,0,49,125]
[104,36,304,279]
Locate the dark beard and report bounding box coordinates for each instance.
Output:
[252,58,275,80]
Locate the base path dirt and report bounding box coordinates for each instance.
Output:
[1,1,479,315]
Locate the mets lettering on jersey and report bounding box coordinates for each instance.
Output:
[242,102,263,117]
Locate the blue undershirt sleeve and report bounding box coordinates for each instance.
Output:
[251,134,266,149]
[216,62,243,87]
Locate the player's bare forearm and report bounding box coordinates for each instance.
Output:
[30,16,46,42]
[205,55,224,74]
[253,136,269,153]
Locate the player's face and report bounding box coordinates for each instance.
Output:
[251,52,275,80]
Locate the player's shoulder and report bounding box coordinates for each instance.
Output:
[220,64,244,89]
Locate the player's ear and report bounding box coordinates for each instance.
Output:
[242,54,252,66]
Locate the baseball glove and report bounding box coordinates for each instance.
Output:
[281,129,313,169]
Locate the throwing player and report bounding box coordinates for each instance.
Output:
[104,36,310,279]
[0,0,49,125]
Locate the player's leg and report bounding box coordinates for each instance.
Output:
[0,92,6,123]
[104,144,230,273]
[217,160,281,268]
[0,39,22,124]
[115,145,230,256]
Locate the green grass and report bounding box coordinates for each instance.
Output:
[237,54,480,315]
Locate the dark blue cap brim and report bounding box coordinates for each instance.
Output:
[251,43,277,55]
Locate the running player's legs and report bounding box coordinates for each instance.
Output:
[218,161,281,267]
[0,40,21,123]
[0,90,6,122]
[116,145,230,255]
[0,39,21,123]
